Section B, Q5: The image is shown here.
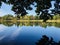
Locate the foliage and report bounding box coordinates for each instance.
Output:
[53,14,60,20]
[0,0,51,15]
[0,14,60,20]
[0,0,60,21]
[3,14,13,20]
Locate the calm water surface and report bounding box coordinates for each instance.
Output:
[0,22,60,45]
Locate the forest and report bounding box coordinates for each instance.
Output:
[0,14,60,20]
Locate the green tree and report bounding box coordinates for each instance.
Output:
[3,14,13,20]
[35,15,39,20]
[0,0,60,22]
[53,14,60,20]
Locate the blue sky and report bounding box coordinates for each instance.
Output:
[0,2,15,17]
[0,1,55,17]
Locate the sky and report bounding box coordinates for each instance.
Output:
[0,1,55,17]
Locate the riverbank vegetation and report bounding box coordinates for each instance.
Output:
[0,14,60,22]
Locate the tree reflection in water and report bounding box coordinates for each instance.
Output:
[36,35,60,45]
[0,35,60,45]
[0,21,60,28]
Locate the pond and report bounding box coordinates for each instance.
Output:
[0,22,60,45]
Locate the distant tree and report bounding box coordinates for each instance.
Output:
[35,15,39,20]
[53,14,60,20]
[23,15,29,20]
[3,14,13,20]
[0,0,60,22]
[0,17,2,19]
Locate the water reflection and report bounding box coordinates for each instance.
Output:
[0,21,60,45]
[0,35,60,45]
[36,35,60,45]
[0,21,60,28]
[0,21,14,27]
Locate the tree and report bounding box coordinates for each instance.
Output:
[3,14,13,20]
[35,15,39,20]
[0,0,60,21]
[53,14,60,20]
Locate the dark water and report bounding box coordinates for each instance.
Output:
[0,22,60,45]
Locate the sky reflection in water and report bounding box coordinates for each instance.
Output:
[0,24,60,45]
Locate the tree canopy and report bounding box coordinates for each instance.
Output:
[0,0,60,21]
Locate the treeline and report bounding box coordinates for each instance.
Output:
[0,14,40,20]
[0,14,60,20]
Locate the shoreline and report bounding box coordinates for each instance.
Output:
[0,20,60,22]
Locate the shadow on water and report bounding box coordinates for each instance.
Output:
[36,35,60,45]
[0,35,60,45]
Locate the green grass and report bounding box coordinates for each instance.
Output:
[1,20,60,22]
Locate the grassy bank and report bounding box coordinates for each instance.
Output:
[46,20,60,22]
[18,20,60,22]
[0,20,60,22]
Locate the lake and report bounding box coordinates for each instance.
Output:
[0,22,60,45]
